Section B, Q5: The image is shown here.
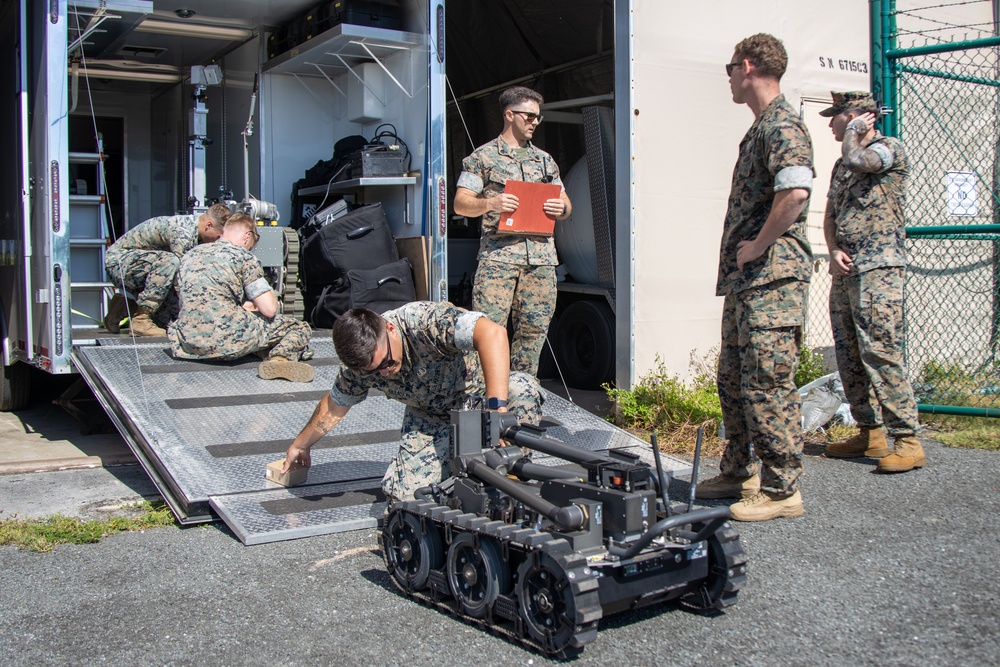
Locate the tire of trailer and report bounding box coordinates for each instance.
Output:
[553,300,615,389]
[0,361,32,412]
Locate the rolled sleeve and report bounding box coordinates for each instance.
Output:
[774,166,813,192]
[457,172,484,194]
[455,311,484,350]
[331,370,370,407]
[869,142,894,172]
[244,277,272,301]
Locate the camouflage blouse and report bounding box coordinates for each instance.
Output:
[716,95,814,296]
[331,301,485,419]
[827,133,908,272]
[109,215,199,256]
[457,136,564,266]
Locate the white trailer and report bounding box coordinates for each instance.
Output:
[1,0,877,411]
[0,0,879,538]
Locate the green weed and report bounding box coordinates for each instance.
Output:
[0,500,176,552]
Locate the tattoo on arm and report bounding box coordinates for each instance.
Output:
[842,133,884,172]
[315,417,340,432]
[308,400,341,434]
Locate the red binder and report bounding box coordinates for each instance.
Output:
[497,180,562,236]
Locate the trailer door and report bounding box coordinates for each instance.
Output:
[25,0,72,374]
[0,0,34,370]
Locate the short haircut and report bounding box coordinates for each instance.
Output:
[223,212,255,234]
[499,86,544,112]
[734,33,788,81]
[849,100,881,118]
[332,307,386,370]
[205,203,232,225]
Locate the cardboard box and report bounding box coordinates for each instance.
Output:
[396,236,429,301]
[265,458,308,487]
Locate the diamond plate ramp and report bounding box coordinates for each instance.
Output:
[211,479,388,545]
[72,338,688,545]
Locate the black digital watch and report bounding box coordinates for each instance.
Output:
[486,397,508,409]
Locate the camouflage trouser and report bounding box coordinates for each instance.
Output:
[830,266,920,436]
[104,247,180,326]
[381,371,542,502]
[717,279,806,495]
[472,259,556,376]
[168,312,311,361]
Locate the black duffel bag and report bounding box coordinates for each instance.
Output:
[347,257,416,314]
[310,258,416,328]
[300,202,398,292]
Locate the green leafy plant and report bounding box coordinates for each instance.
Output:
[603,355,724,457]
[796,346,831,388]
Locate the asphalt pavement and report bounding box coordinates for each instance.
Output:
[2,435,998,666]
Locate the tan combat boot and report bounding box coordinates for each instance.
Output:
[129,307,167,337]
[825,425,889,458]
[695,473,760,500]
[258,356,315,383]
[730,490,804,522]
[877,436,926,473]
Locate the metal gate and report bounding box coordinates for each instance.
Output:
[875,0,1000,416]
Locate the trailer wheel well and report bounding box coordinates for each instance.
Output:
[553,299,615,390]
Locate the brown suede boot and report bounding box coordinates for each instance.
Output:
[695,473,760,500]
[104,294,138,334]
[825,425,889,458]
[729,490,804,522]
[129,308,167,337]
[258,356,315,383]
[877,436,926,473]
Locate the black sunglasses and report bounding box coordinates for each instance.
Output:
[367,329,394,374]
[725,61,743,76]
[511,109,543,124]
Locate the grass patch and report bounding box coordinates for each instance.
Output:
[0,500,176,552]
[921,415,1000,451]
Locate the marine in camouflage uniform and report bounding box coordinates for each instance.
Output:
[454,86,571,376]
[713,93,813,498]
[167,228,310,363]
[697,35,814,521]
[284,301,542,502]
[105,205,227,329]
[821,91,924,473]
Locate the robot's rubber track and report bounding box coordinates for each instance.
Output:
[280,227,302,320]
[382,500,603,659]
[679,521,747,612]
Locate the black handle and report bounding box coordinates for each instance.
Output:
[346,225,374,240]
[376,276,402,287]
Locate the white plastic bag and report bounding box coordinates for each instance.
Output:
[798,372,855,431]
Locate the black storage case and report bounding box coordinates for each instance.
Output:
[348,146,407,179]
[322,1,403,31]
[300,203,398,291]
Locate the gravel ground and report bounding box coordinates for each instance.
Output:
[1,437,998,666]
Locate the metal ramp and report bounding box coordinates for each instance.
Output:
[72,336,689,545]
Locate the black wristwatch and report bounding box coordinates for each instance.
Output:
[486,397,508,409]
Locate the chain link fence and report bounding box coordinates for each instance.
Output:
[884,0,1000,415]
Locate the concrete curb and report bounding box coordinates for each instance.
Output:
[0,454,138,476]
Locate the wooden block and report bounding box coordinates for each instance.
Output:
[396,236,429,301]
[265,458,308,487]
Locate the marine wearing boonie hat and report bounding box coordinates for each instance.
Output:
[819,91,879,117]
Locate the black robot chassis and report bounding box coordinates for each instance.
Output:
[380,406,747,658]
